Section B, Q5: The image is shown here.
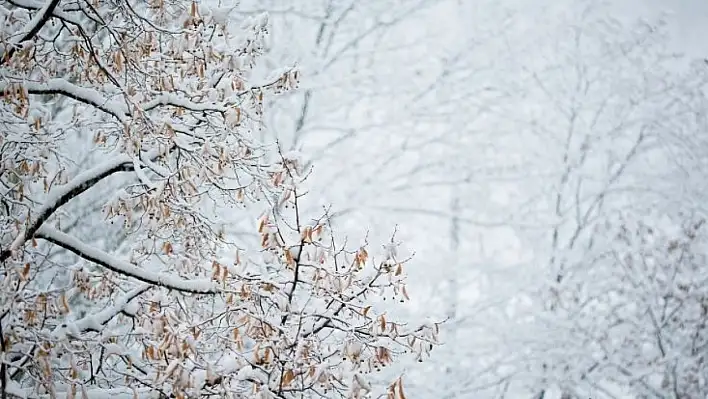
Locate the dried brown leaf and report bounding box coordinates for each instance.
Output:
[282,369,295,386]
[362,306,371,318]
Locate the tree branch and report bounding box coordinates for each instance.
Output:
[55,284,151,335]
[0,152,158,263]
[141,93,228,113]
[0,79,129,121]
[6,0,86,26]
[36,226,217,294]
[1,0,62,65]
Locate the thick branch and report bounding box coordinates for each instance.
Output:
[0,154,141,263]
[36,226,217,294]
[1,0,62,65]
[0,79,129,121]
[7,0,84,26]
[1,80,237,120]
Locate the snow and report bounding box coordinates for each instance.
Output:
[66,284,150,334]
[10,0,84,26]
[0,78,128,122]
[123,299,140,316]
[6,1,707,398]
[37,226,218,294]
[141,93,228,113]
[8,150,160,254]
[5,380,28,399]
[103,343,126,357]
[132,155,156,189]
[206,6,237,26]
[10,156,125,249]
[7,0,58,50]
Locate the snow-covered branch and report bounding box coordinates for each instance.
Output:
[36,226,217,294]
[5,0,85,27]
[0,79,129,121]
[0,0,61,65]
[141,93,228,113]
[55,284,151,335]
[0,151,162,263]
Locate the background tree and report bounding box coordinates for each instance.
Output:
[390,1,708,397]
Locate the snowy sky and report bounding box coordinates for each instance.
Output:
[632,0,708,56]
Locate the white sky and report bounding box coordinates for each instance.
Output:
[631,0,708,56]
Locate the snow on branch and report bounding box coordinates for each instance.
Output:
[0,79,129,122]
[7,385,153,399]
[0,2,444,397]
[0,0,61,65]
[36,226,218,294]
[54,284,151,336]
[8,0,93,27]
[0,151,162,263]
[141,93,228,113]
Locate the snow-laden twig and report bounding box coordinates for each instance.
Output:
[70,284,151,333]
[0,150,161,263]
[1,0,61,65]
[131,156,156,190]
[0,78,129,121]
[36,226,218,294]
[7,0,85,27]
[141,93,228,113]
